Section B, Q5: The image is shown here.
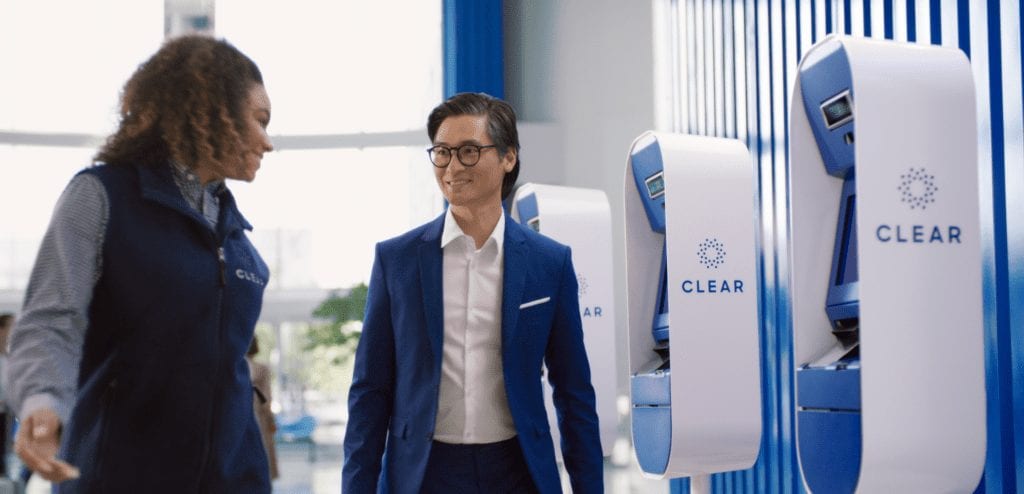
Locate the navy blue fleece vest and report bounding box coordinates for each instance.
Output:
[58,163,271,493]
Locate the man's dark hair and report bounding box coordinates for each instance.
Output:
[0,313,13,329]
[427,92,520,200]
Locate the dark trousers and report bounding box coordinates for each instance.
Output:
[420,437,540,494]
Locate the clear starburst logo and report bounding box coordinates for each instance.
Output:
[697,238,726,269]
[577,274,588,299]
[898,167,938,210]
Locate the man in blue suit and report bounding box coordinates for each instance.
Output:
[342,93,603,493]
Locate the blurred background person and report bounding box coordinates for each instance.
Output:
[0,313,12,478]
[247,336,279,481]
[5,34,275,492]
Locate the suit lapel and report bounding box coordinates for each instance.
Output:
[418,215,446,367]
[502,217,528,350]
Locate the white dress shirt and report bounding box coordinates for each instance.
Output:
[433,209,517,444]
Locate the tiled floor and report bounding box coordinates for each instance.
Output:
[17,439,669,493]
[272,439,668,494]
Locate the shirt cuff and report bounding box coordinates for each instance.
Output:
[21,393,71,426]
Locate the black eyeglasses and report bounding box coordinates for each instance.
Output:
[427,144,498,168]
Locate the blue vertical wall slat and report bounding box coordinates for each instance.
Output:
[758,0,780,491]
[795,0,804,68]
[1016,6,1024,491]
[967,3,993,494]
[773,1,787,487]
[929,0,941,43]
[884,0,894,38]
[777,2,798,490]
[958,0,971,55]
[926,1,935,43]
[863,0,872,36]
[983,1,1015,492]
[765,1,782,487]
[443,0,503,98]
[747,0,767,488]
[661,0,1022,492]
[825,0,833,34]
[844,0,853,33]
[772,0,789,491]
[730,9,757,494]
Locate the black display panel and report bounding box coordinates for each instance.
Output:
[822,93,853,128]
[645,173,665,198]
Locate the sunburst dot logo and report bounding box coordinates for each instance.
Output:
[898,167,938,210]
[697,238,726,269]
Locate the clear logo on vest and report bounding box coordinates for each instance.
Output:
[876,167,961,244]
[682,238,744,294]
[235,269,266,286]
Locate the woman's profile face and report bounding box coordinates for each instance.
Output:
[223,83,273,182]
[201,81,274,184]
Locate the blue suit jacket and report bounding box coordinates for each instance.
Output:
[342,213,603,494]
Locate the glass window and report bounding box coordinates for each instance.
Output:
[216,0,443,135]
[0,145,96,289]
[0,0,163,134]
[228,146,443,289]
[0,1,443,295]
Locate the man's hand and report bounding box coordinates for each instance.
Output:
[14,408,80,482]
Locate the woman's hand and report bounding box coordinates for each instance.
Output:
[14,408,80,482]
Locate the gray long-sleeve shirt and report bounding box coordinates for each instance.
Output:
[6,164,224,424]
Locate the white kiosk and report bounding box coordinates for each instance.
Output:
[510,183,618,457]
[788,36,986,493]
[624,132,762,488]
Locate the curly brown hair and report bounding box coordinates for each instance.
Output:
[95,35,263,174]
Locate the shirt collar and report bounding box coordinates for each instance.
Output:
[170,161,199,183]
[169,161,225,194]
[440,207,505,255]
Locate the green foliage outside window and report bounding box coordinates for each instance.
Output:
[307,282,368,360]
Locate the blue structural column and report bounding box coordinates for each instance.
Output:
[442,0,505,213]
[443,0,504,99]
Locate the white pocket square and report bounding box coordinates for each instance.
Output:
[519,297,551,309]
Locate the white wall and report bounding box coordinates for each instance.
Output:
[505,0,657,398]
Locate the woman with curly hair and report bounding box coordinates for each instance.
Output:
[6,34,274,492]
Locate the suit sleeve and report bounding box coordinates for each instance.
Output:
[545,247,604,493]
[342,243,396,493]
